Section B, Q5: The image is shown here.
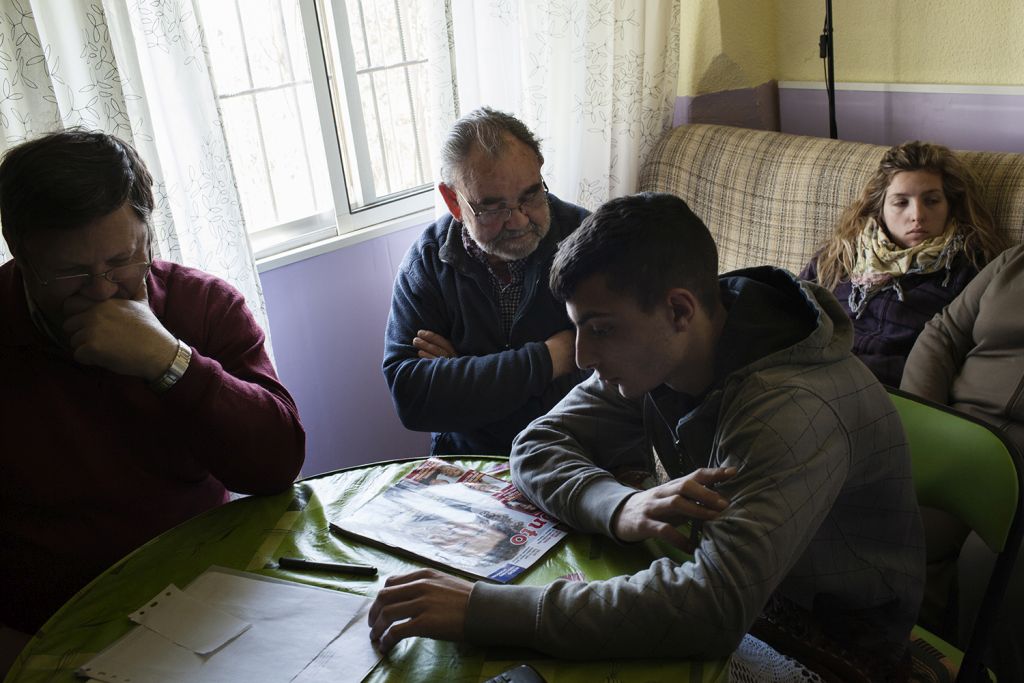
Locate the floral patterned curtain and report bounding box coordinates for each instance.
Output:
[0,0,270,339]
[427,0,680,212]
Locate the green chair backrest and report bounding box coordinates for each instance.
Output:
[889,391,1020,553]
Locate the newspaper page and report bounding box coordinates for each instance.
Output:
[331,459,567,582]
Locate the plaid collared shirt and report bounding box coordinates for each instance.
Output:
[462,226,527,337]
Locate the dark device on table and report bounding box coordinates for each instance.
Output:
[483,663,547,683]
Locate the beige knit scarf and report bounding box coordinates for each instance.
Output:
[848,218,962,316]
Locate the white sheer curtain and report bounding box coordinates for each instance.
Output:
[427,0,680,211]
[0,0,269,337]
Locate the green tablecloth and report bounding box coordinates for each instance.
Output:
[5,458,728,683]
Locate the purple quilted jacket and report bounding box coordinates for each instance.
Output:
[800,252,979,387]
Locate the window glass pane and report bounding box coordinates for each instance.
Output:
[365,0,401,66]
[374,63,431,195]
[344,0,369,69]
[200,0,334,239]
[381,67,417,191]
[255,88,319,226]
[407,62,431,181]
[298,84,332,214]
[201,2,250,94]
[282,1,311,81]
[240,0,293,89]
[357,71,388,199]
[376,68,402,194]
[331,0,431,209]
[220,95,276,231]
[401,0,426,57]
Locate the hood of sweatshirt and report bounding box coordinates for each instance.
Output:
[646,266,854,476]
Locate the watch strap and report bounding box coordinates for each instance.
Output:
[150,338,192,393]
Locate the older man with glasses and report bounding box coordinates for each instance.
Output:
[0,129,305,665]
[383,107,591,456]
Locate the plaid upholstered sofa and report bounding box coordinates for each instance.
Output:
[638,124,1024,274]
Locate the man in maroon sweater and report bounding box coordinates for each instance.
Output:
[0,130,305,660]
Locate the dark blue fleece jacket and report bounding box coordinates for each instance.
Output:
[383,194,590,455]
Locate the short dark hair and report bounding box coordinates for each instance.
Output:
[439,107,544,186]
[550,193,720,312]
[0,129,154,254]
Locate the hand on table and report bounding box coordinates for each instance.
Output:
[414,329,458,360]
[368,568,472,653]
[62,279,179,382]
[612,466,737,552]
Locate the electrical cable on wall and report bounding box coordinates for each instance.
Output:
[819,0,838,139]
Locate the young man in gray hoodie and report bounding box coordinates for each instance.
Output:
[369,193,925,680]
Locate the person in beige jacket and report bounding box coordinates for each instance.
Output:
[902,242,1024,683]
[902,243,1024,447]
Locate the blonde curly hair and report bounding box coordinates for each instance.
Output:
[815,141,1005,290]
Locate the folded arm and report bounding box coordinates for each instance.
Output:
[510,374,653,535]
[383,265,570,433]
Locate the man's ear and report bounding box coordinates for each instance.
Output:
[666,288,698,331]
[438,183,462,221]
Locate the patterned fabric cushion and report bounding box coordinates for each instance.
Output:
[639,124,1024,274]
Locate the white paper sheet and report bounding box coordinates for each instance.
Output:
[291,601,381,683]
[78,567,380,683]
[129,584,251,655]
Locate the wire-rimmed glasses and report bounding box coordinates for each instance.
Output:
[455,180,549,229]
[27,261,152,289]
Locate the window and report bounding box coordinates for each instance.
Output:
[197,0,440,260]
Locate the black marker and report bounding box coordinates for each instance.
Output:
[278,556,378,577]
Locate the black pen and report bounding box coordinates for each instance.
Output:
[278,556,378,577]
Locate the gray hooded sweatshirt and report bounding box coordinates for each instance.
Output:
[465,267,925,667]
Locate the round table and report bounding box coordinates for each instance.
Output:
[5,457,727,683]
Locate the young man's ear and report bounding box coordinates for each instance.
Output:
[666,288,698,331]
[438,183,462,221]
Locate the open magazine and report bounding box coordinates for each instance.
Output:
[330,459,568,583]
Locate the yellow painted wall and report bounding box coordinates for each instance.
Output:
[678,0,777,96]
[778,0,1024,85]
[680,0,1024,95]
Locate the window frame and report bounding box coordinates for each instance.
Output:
[244,0,434,262]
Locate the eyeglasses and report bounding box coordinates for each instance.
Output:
[28,261,152,288]
[456,180,549,229]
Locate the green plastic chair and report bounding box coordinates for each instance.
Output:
[889,388,1024,683]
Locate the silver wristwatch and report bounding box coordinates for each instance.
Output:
[150,338,192,393]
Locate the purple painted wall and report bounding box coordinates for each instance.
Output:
[674,84,1024,154]
[259,224,431,476]
[779,87,1024,153]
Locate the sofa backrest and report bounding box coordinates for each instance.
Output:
[638,124,1024,274]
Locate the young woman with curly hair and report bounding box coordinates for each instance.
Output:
[801,140,1006,387]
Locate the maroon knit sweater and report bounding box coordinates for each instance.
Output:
[0,259,304,632]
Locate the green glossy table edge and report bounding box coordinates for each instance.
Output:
[5,456,728,683]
